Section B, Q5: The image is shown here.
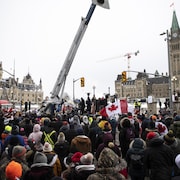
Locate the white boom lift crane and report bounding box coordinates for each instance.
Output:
[42,0,110,115]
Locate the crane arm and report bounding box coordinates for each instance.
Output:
[50,1,109,102]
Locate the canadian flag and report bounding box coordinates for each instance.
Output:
[100,99,128,118]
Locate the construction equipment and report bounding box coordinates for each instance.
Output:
[97,50,139,79]
[124,50,139,79]
[42,0,110,115]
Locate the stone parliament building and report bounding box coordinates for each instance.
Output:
[0,61,43,108]
[115,10,180,113]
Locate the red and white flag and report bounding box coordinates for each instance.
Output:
[100,99,128,118]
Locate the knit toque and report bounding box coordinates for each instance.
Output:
[12,145,26,158]
[5,161,22,180]
[164,130,175,144]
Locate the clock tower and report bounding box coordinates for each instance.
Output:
[169,10,180,97]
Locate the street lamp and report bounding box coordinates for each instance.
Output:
[108,87,110,95]
[73,78,81,101]
[172,76,177,101]
[160,30,173,110]
[93,85,96,97]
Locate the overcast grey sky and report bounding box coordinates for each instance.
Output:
[0,0,180,100]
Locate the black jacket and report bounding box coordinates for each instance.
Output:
[144,137,174,180]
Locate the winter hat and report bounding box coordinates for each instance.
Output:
[98,120,112,131]
[71,152,83,163]
[82,116,89,124]
[131,138,146,149]
[151,115,157,121]
[175,154,180,169]
[11,125,19,134]
[76,128,84,135]
[12,145,26,158]
[62,121,68,126]
[19,127,25,136]
[164,130,175,144]
[5,160,22,180]
[43,142,53,152]
[57,132,65,142]
[80,152,94,165]
[98,147,120,168]
[103,122,112,132]
[146,131,159,140]
[43,117,51,126]
[174,115,180,121]
[33,124,41,132]
[103,132,114,144]
[32,151,49,166]
[5,125,12,133]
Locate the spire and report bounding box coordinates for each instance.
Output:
[171,10,180,32]
[39,78,42,90]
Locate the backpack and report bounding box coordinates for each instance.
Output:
[126,127,135,142]
[130,154,143,169]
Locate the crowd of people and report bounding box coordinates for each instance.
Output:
[0,102,180,180]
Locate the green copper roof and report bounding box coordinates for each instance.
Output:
[171,11,180,31]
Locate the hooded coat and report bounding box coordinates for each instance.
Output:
[144,137,174,180]
[23,151,55,180]
[70,135,92,154]
[87,148,125,180]
[126,138,146,179]
[28,124,43,151]
[96,132,121,160]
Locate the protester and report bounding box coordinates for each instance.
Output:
[11,145,30,176]
[26,139,37,167]
[61,151,83,179]
[126,138,146,180]
[144,131,174,180]
[23,151,55,180]
[95,132,121,160]
[173,154,180,180]
[19,127,29,148]
[54,132,70,171]
[1,125,12,145]
[28,123,43,151]
[0,145,29,180]
[169,115,180,139]
[5,160,22,180]
[65,124,77,144]
[87,147,125,180]
[119,117,135,158]
[95,118,112,151]
[73,152,95,179]
[41,118,57,150]
[3,125,25,150]
[164,130,180,177]
[70,128,92,154]
[43,142,62,176]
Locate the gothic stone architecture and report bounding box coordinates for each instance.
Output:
[0,62,43,107]
[115,10,180,109]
